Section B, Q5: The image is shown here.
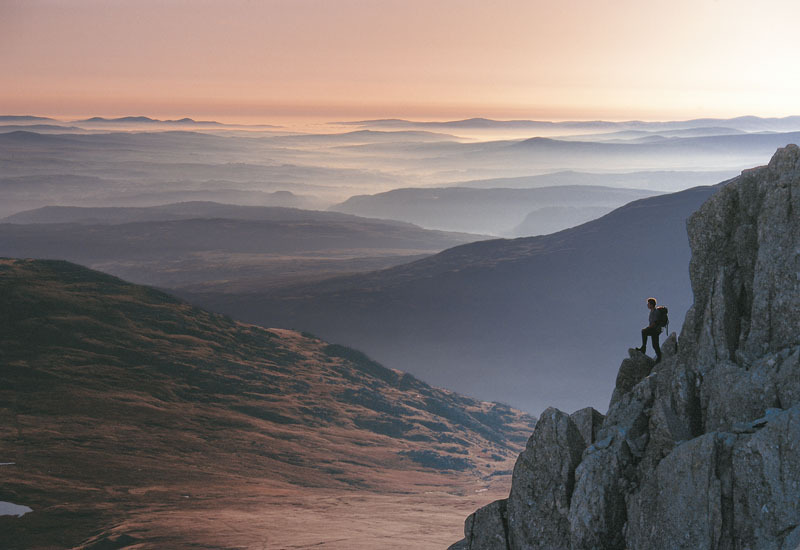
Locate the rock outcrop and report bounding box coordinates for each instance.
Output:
[450,145,800,550]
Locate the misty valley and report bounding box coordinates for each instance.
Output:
[4,115,797,411]
[2,115,800,548]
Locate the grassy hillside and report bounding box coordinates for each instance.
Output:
[0,258,534,548]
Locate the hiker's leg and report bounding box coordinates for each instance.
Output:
[641,328,648,349]
[651,332,662,359]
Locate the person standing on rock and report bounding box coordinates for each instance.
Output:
[638,297,663,362]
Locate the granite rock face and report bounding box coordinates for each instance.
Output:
[731,406,800,549]
[506,408,587,549]
[452,145,800,550]
[456,499,510,550]
[682,144,800,366]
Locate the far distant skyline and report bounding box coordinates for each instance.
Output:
[8,113,800,140]
[7,113,800,128]
[3,0,800,124]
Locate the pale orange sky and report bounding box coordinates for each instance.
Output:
[2,0,799,124]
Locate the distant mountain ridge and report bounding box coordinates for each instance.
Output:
[330,185,660,235]
[0,115,56,122]
[556,126,748,141]
[270,128,464,144]
[341,115,800,133]
[78,116,221,124]
[0,124,86,133]
[0,114,283,129]
[1,200,447,226]
[0,202,488,292]
[306,127,800,177]
[448,170,738,192]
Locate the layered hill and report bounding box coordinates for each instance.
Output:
[4,120,798,223]
[186,180,725,413]
[451,145,800,549]
[0,258,535,548]
[330,186,659,235]
[342,115,800,134]
[449,170,737,193]
[0,202,487,292]
[0,129,407,214]
[326,130,800,183]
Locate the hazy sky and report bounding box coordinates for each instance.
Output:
[2,0,800,123]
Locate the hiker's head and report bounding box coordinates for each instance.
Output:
[647,297,657,309]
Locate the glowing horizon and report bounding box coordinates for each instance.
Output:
[2,0,800,125]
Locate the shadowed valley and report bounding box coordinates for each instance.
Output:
[183,181,725,414]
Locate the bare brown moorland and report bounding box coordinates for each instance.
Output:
[0,258,535,548]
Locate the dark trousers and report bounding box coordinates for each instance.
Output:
[642,326,662,358]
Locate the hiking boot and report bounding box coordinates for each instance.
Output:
[636,346,646,354]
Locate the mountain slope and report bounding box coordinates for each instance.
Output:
[184,181,727,414]
[509,205,617,237]
[0,258,534,548]
[450,145,800,550]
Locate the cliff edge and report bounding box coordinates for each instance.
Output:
[450,145,800,550]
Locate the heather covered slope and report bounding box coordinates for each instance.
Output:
[0,258,534,548]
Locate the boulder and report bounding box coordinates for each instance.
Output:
[569,406,604,448]
[642,360,700,471]
[457,499,510,550]
[568,438,632,550]
[609,349,654,408]
[660,331,679,359]
[601,371,655,455]
[506,407,586,549]
[567,375,653,549]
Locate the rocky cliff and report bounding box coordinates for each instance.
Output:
[450,145,800,550]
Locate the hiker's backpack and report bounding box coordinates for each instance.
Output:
[655,305,669,330]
